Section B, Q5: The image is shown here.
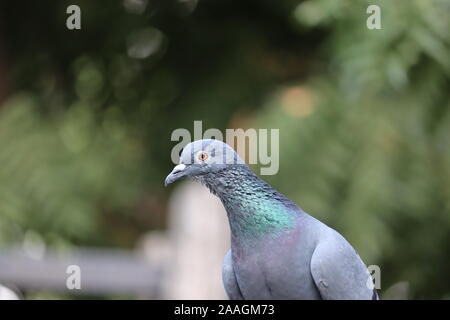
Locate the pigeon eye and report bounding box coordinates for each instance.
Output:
[197,151,209,162]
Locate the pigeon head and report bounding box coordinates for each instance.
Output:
[164,139,245,186]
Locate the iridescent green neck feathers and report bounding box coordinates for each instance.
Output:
[197,165,300,240]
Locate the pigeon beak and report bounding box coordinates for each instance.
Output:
[164,163,188,186]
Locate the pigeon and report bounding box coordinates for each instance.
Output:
[165,139,378,300]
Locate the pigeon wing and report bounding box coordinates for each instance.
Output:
[310,238,377,300]
[222,249,244,300]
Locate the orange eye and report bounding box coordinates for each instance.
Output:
[197,151,209,162]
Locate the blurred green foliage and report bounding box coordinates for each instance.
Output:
[0,0,448,298]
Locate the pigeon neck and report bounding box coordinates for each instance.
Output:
[200,165,299,242]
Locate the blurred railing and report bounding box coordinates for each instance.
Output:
[0,181,230,299]
[0,247,162,297]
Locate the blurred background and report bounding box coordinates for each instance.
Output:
[0,0,449,299]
